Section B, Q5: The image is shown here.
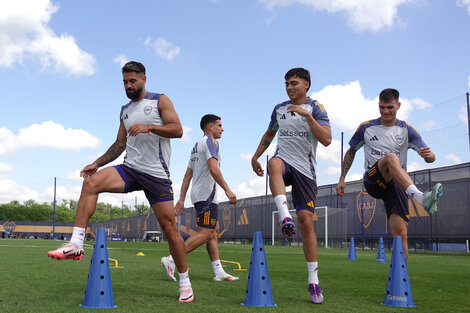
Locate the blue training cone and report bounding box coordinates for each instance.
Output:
[376,237,387,263]
[241,231,277,307]
[381,236,415,308]
[80,227,117,309]
[347,236,357,260]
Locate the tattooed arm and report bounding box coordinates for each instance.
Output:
[251,129,277,177]
[336,147,357,196]
[80,120,127,178]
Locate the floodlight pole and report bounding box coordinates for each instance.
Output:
[466,92,470,152]
[52,177,56,238]
[325,206,328,248]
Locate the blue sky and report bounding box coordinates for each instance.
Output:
[1,0,469,208]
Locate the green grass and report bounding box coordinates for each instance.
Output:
[0,239,469,313]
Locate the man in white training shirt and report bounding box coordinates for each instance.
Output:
[161,114,239,282]
[47,61,194,303]
[336,88,443,262]
[251,68,332,304]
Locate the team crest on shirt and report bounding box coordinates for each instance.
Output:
[144,106,152,115]
[395,135,404,145]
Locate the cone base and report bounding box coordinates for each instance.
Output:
[381,301,415,308]
[241,303,277,307]
[80,304,118,309]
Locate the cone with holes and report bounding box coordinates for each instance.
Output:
[347,236,357,260]
[376,237,387,263]
[241,231,276,307]
[381,236,415,307]
[80,227,117,309]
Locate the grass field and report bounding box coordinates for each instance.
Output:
[1,238,469,313]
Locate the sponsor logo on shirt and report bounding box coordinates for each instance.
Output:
[279,129,309,138]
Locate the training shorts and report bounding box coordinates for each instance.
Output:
[363,161,410,221]
[194,201,218,229]
[114,164,174,206]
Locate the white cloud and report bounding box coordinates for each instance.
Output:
[407,161,426,172]
[180,126,193,143]
[66,170,82,181]
[311,81,422,133]
[0,0,96,76]
[234,176,268,199]
[324,166,340,176]
[240,153,253,161]
[0,121,101,155]
[458,106,467,124]
[310,81,377,132]
[457,0,470,14]
[0,163,14,178]
[345,173,363,182]
[423,120,436,131]
[445,153,461,165]
[0,178,39,203]
[258,0,413,32]
[113,54,129,67]
[144,37,180,61]
[317,139,341,164]
[409,97,431,110]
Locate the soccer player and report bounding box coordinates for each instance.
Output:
[251,68,331,304]
[47,61,194,302]
[336,88,443,262]
[161,114,239,282]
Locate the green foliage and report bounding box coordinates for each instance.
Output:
[0,200,149,222]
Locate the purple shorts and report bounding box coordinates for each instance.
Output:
[194,201,218,229]
[272,158,318,213]
[114,164,174,206]
[363,162,410,221]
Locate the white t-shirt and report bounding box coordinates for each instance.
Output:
[188,135,220,204]
[120,92,171,179]
[268,98,330,180]
[349,117,427,171]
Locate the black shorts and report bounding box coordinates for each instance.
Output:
[275,158,317,213]
[363,162,410,221]
[194,201,218,229]
[114,164,174,206]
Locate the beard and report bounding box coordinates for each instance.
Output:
[126,87,143,100]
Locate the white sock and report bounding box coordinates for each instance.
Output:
[307,261,319,285]
[70,227,85,249]
[212,259,225,276]
[406,185,423,204]
[274,195,291,221]
[178,270,191,287]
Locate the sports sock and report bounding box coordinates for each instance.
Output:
[178,271,191,287]
[212,259,225,276]
[70,227,85,249]
[406,185,423,204]
[274,195,291,221]
[307,261,319,285]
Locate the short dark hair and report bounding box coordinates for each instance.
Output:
[285,67,311,91]
[379,88,399,103]
[200,114,221,131]
[122,61,146,75]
